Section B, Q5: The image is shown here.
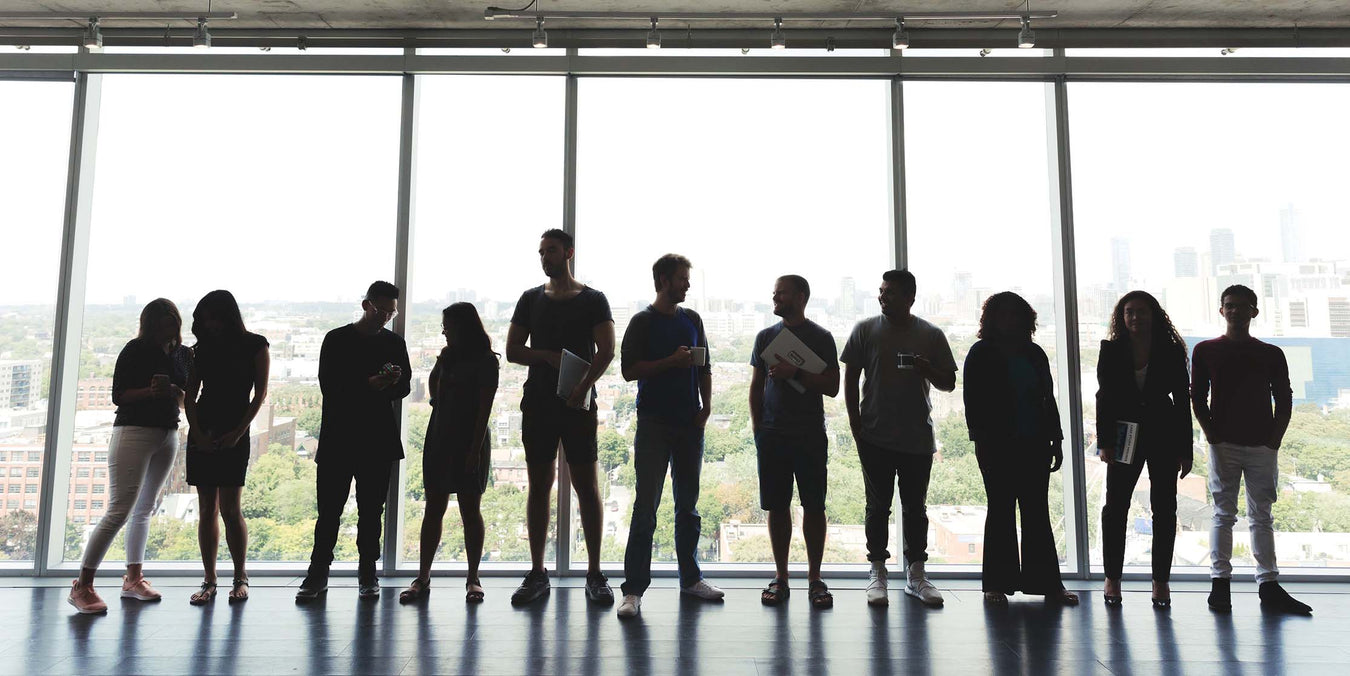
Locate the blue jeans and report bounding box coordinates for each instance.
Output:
[621,414,704,596]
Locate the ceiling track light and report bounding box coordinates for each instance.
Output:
[770,18,785,49]
[1017,16,1036,48]
[646,18,661,49]
[82,18,102,49]
[892,19,909,50]
[532,18,548,48]
[192,18,211,48]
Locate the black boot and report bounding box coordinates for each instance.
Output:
[1207,577,1231,612]
[1259,582,1313,615]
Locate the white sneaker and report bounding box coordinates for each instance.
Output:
[680,580,725,601]
[866,564,889,607]
[904,561,944,607]
[617,594,641,618]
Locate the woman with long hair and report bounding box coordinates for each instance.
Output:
[1097,290,1192,608]
[69,299,193,614]
[963,291,1078,605]
[183,290,270,604]
[400,303,499,604]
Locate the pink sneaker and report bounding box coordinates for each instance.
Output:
[121,575,162,602]
[68,581,108,614]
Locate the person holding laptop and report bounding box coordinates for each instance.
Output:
[750,275,840,609]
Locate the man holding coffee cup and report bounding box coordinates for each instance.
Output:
[616,254,723,618]
[842,269,957,608]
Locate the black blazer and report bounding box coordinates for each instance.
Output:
[1094,339,1192,460]
[963,339,1063,445]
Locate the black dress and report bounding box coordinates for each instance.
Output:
[423,349,499,496]
[187,332,269,487]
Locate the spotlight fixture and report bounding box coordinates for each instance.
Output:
[892,19,910,50]
[1017,17,1035,48]
[297,35,309,50]
[1220,47,1237,55]
[192,18,211,48]
[82,19,102,49]
[770,18,785,49]
[979,48,992,57]
[532,18,548,48]
[646,18,661,49]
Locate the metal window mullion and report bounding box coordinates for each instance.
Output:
[555,57,579,576]
[37,69,101,575]
[1044,57,1090,580]
[386,63,419,576]
[887,72,908,566]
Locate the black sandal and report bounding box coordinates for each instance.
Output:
[189,581,217,606]
[465,579,484,604]
[808,580,834,609]
[760,579,789,606]
[228,578,249,603]
[399,577,431,604]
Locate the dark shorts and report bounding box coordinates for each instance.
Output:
[521,395,599,466]
[755,427,828,512]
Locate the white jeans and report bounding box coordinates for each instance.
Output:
[80,425,178,569]
[1208,442,1279,583]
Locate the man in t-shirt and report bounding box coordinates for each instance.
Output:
[750,275,840,608]
[615,254,724,618]
[297,281,412,602]
[506,229,616,606]
[842,269,956,608]
[1192,284,1310,614]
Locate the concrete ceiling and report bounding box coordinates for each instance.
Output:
[2,1,1349,30]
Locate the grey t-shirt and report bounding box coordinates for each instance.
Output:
[841,314,958,454]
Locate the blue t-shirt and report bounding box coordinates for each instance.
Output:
[750,320,838,432]
[620,306,710,425]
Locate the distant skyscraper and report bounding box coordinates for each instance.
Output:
[1210,228,1236,274]
[840,276,857,317]
[1174,247,1199,278]
[1110,237,1131,292]
[1280,204,1303,264]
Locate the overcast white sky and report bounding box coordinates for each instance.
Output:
[2,72,1348,315]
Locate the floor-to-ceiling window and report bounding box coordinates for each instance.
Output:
[0,79,74,565]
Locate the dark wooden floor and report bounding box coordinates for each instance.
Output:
[0,577,1345,675]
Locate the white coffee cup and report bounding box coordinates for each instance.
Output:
[689,346,708,367]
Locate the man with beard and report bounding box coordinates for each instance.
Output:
[749,275,840,609]
[616,254,724,618]
[506,229,616,606]
[842,269,957,608]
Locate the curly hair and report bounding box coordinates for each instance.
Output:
[977,291,1037,342]
[1108,290,1187,356]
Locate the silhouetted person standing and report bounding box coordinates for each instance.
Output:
[842,269,955,608]
[964,292,1077,606]
[68,299,192,614]
[617,254,724,618]
[1096,291,1191,608]
[750,275,839,609]
[1193,284,1310,614]
[297,281,411,602]
[401,303,499,605]
[184,290,270,605]
[506,229,616,606]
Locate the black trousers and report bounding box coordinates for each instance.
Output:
[976,444,1064,595]
[858,440,933,565]
[1101,449,1178,583]
[308,454,394,577]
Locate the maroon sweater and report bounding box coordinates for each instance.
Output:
[1190,336,1292,447]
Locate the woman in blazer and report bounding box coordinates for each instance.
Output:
[964,292,1077,605]
[1097,290,1192,608]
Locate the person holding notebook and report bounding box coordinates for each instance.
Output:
[750,275,840,609]
[1096,290,1192,608]
[505,228,616,606]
